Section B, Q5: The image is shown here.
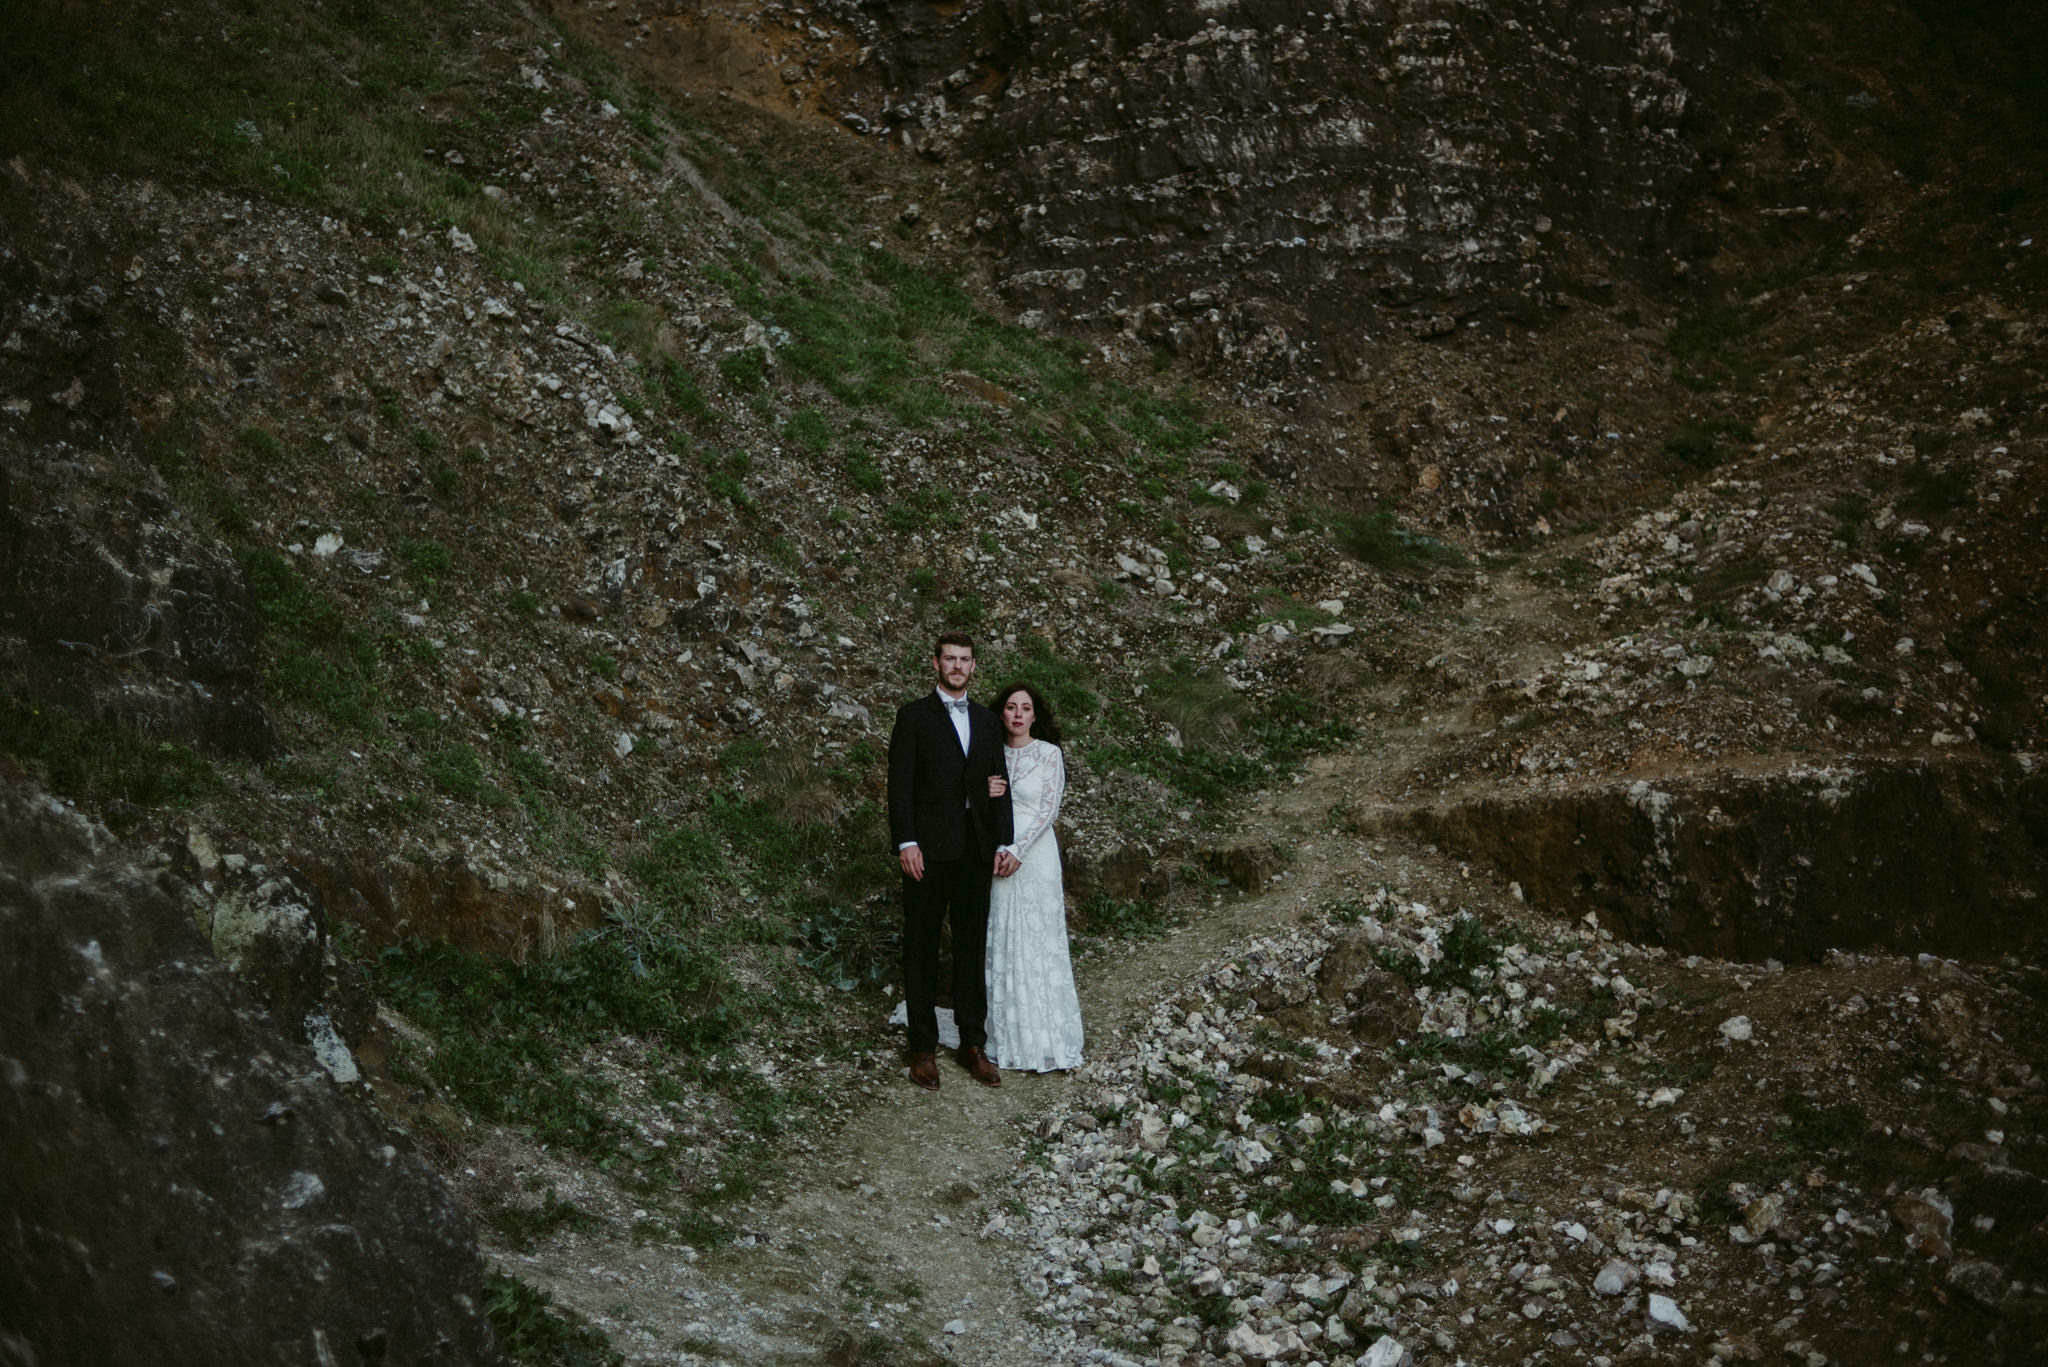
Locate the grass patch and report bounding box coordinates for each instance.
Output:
[2,0,547,272]
[484,1271,622,1367]
[369,907,740,1160]
[1663,419,1756,471]
[0,691,217,808]
[1089,691,1353,807]
[237,547,382,730]
[1074,895,1179,941]
[1329,510,1462,571]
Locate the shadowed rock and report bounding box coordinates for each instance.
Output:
[0,770,503,1366]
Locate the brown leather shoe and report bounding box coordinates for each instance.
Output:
[907,1051,940,1091]
[958,1045,1002,1088]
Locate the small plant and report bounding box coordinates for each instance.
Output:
[781,407,832,454]
[236,425,286,463]
[844,446,885,494]
[883,488,956,534]
[510,590,541,614]
[942,595,984,628]
[1145,657,1242,749]
[1663,419,1754,470]
[658,358,714,421]
[587,651,620,680]
[0,692,216,809]
[701,450,752,509]
[395,538,452,583]
[237,547,382,729]
[1778,1093,1868,1152]
[1076,895,1179,941]
[483,1272,622,1367]
[422,744,508,804]
[1329,510,1462,570]
[410,426,441,453]
[717,349,768,393]
[428,463,459,496]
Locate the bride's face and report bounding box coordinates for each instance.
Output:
[1002,691,1035,740]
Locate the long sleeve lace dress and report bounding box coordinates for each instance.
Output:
[985,739,1084,1072]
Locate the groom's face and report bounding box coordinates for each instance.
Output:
[934,644,976,695]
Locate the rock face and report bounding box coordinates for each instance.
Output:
[0,772,502,1366]
[855,0,1855,378]
[1393,758,2048,961]
[0,455,276,760]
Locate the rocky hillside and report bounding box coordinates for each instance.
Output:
[1,0,2043,1362]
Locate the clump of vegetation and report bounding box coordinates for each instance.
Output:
[1666,306,1756,387]
[1663,418,1755,470]
[701,450,753,509]
[1075,895,1180,942]
[483,1272,622,1367]
[884,488,957,535]
[237,547,383,730]
[1144,658,1242,748]
[370,907,740,1159]
[421,743,509,805]
[1091,690,1353,807]
[1329,510,1462,570]
[0,691,217,809]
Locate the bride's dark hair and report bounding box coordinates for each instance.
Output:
[990,680,1061,744]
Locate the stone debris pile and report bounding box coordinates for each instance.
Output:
[979,878,2048,1365]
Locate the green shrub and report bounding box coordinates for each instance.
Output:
[422,744,508,804]
[483,1273,622,1367]
[782,407,832,454]
[237,546,382,729]
[1145,658,1241,748]
[236,425,286,463]
[717,349,768,392]
[1329,510,1462,570]
[1663,419,1754,470]
[396,538,452,581]
[845,446,885,494]
[1075,895,1178,941]
[370,908,739,1156]
[658,358,715,420]
[0,692,216,808]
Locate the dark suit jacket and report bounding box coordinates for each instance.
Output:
[887,691,1014,863]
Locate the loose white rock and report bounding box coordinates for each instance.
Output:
[1645,1292,1693,1333]
[1359,1333,1412,1367]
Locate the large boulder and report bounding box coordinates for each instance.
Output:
[0,770,503,1366]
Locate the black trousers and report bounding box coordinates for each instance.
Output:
[902,852,991,1054]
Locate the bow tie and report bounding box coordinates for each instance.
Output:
[944,698,969,715]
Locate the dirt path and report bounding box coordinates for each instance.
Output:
[505,568,1590,1364]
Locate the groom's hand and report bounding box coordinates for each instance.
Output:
[899,844,925,881]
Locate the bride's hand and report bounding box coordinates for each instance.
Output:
[988,774,1007,798]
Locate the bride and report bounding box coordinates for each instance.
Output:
[983,681,1084,1073]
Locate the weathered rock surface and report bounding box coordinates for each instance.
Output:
[851,0,1872,380]
[0,454,276,759]
[0,771,501,1365]
[1380,757,2048,961]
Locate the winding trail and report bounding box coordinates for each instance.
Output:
[510,565,1585,1364]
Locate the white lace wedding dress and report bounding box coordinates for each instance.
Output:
[985,739,1084,1072]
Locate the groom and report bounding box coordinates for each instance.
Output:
[888,632,1015,1091]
